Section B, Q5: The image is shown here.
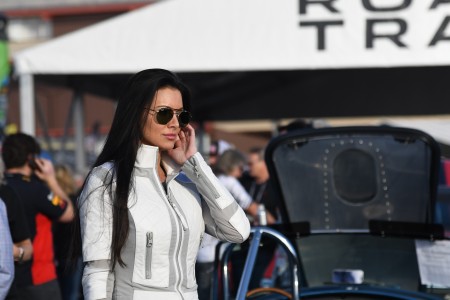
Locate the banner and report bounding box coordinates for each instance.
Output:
[296,0,450,68]
[13,0,450,75]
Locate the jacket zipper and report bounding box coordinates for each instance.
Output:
[151,166,186,298]
[168,193,188,231]
[157,172,188,231]
[157,178,185,299]
[164,187,185,299]
[145,232,153,279]
[175,222,184,300]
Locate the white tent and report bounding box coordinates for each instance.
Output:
[14,0,450,133]
[12,0,450,168]
[15,0,450,75]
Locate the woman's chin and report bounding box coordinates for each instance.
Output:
[158,142,176,152]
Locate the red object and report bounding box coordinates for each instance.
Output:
[444,159,450,186]
[31,214,57,285]
[263,255,277,279]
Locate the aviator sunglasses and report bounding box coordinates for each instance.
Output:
[149,107,192,128]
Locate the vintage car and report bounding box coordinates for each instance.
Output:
[214,126,449,300]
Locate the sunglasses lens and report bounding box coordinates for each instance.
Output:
[178,111,192,127]
[156,108,174,125]
[154,108,191,127]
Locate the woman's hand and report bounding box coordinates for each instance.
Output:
[167,124,198,165]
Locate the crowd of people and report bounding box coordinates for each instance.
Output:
[0,68,313,300]
[0,132,82,300]
[194,116,318,299]
[195,139,300,300]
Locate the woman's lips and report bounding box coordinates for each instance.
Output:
[163,134,177,140]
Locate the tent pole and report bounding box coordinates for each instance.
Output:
[58,96,76,165]
[73,90,87,175]
[19,74,35,135]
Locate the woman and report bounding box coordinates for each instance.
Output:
[76,69,250,300]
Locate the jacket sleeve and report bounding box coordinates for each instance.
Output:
[79,166,115,300]
[0,200,14,300]
[181,153,250,243]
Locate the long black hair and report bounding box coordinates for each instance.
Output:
[72,69,191,269]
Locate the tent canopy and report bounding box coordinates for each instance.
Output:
[14,0,450,74]
[33,66,450,121]
[12,0,450,132]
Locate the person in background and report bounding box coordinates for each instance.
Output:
[0,198,14,300]
[196,148,274,300]
[72,68,250,300]
[0,157,33,300]
[53,164,82,300]
[277,118,328,135]
[240,147,280,224]
[207,139,233,166]
[277,118,313,135]
[2,133,74,300]
[232,146,281,293]
[214,149,262,219]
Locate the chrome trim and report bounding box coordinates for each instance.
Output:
[216,226,301,300]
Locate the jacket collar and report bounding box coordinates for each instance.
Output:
[135,144,182,176]
[135,144,158,168]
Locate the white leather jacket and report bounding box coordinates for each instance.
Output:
[79,145,250,300]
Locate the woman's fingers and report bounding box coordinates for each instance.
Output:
[183,125,197,157]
